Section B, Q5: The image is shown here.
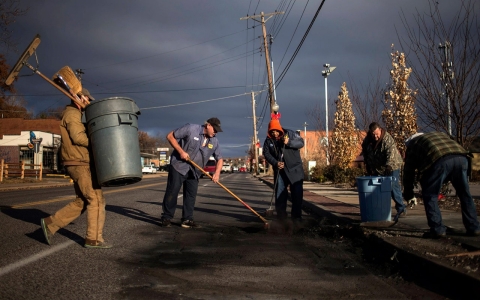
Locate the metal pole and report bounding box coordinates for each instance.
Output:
[439,41,453,136]
[251,91,259,175]
[303,122,308,159]
[271,60,277,102]
[325,76,329,165]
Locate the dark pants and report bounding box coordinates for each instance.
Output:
[421,155,480,235]
[161,167,198,221]
[391,169,405,213]
[275,171,303,220]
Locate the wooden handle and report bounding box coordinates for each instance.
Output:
[188,159,268,224]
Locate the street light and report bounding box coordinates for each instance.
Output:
[438,41,453,136]
[321,64,336,165]
[303,122,308,159]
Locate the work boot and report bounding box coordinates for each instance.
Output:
[159,218,171,227]
[181,220,199,228]
[41,218,53,245]
[292,218,305,232]
[84,241,113,249]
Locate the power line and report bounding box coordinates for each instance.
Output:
[140,91,265,111]
[276,0,326,87]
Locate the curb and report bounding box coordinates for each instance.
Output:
[256,175,480,295]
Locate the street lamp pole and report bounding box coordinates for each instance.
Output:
[321,64,336,165]
[438,41,453,136]
[303,122,308,159]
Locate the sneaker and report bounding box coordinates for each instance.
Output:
[84,241,113,249]
[466,229,480,237]
[41,218,53,245]
[422,231,446,239]
[181,220,198,228]
[159,218,171,227]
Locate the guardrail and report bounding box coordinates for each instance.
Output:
[0,159,43,182]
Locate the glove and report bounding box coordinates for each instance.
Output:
[407,197,417,208]
[385,165,393,176]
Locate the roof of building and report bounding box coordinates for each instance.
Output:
[0,118,61,138]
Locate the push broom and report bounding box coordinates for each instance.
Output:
[187,159,270,229]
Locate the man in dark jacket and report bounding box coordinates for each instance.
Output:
[361,122,406,221]
[404,132,480,238]
[263,116,304,225]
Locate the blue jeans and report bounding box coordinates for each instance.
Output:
[420,155,480,235]
[391,169,405,213]
[161,167,198,221]
[275,171,303,220]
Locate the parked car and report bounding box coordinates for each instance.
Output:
[239,166,246,172]
[158,164,170,172]
[221,163,232,173]
[232,166,238,172]
[142,165,157,174]
[203,159,217,177]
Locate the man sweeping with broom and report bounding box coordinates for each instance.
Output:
[263,114,305,228]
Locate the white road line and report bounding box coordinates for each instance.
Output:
[0,240,76,277]
[1,182,176,277]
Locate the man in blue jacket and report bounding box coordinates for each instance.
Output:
[263,116,304,226]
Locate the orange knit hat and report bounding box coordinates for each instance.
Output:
[267,114,284,139]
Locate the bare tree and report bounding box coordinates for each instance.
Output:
[382,48,418,156]
[331,82,358,169]
[0,0,28,51]
[0,54,29,118]
[348,70,386,132]
[397,0,480,147]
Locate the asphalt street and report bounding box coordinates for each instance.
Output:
[0,173,440,299]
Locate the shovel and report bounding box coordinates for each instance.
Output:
[187,159,270,229]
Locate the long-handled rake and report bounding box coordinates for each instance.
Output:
[265,169,279,217]
[187,159,270,229]
[4,34,87,108]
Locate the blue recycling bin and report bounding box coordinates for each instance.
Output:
[356,176,393,222]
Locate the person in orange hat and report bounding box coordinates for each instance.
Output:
[263,115,305,227]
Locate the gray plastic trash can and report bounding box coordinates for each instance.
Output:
[85,97,142,186]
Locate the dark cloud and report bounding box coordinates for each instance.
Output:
[4,0,472,157]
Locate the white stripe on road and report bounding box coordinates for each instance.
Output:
[1,182,178,277]
[0,240,76,277]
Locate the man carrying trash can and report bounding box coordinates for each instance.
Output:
[403,132,480,239]
[361,122,406,222]
[41,86,112,248]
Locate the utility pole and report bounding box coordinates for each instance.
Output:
[251,91,259,175]
[75,69,84,81]
[241,11,284,113]
[303,122,308,159]
[438,41,454,136]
